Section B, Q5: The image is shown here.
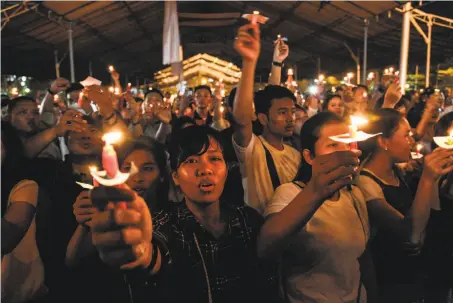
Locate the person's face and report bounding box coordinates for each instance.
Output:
[294,109,308,136]
[194,88,212,110]
[327,97,345,116]
[145,92,163,108]
[10,101,40,134]
[354,87,369,113]
[307,96,319,109]
[67,125,102,156]
[259,98,296,137]
[382,118,414,163]
[311,123,350,158]
[172,138,227,205]
[69,90,81,102]
[122,149,160,198]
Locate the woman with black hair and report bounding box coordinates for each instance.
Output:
[258,112,375,303]
[322,94,345,117]
[357,109,453,302]
[88,125,277,303]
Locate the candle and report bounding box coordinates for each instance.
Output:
[109,65,114,72]
[220,106,225,113]
[252,10,259,24]
[89,166,100,187]
[349,115,368,150]
[416,144,423,155]
[102,132,122,178]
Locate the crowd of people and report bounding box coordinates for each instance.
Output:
[2,21,453,303]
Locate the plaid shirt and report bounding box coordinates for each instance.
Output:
[142,202,277,303]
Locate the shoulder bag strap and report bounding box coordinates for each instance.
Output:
[258,137,281,190]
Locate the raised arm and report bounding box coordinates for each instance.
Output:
[232,23,261,147]
[268,39,289,85]
[257,150,361,259]
[366,148,453,244]
[22,109,86,158]
[84,85,129,135]
[40,78,71,128]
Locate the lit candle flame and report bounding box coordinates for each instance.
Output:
[114,87,120,95]
[109,65,114,72]
[416,144,423,153]
[89,166,98,173]
[220,106,225,113]
[288,68,294,76]
[102,132,122,145]
[54,94,59,102]
[318,74,325,81]
[350,115,368,128]
[109,87,114,93]
[277,34,281,39]
[128,82,132,87]
[253,11,259,15]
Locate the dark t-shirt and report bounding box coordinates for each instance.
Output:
[131,202,277,303]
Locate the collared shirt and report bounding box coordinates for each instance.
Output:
[146,202,277,303]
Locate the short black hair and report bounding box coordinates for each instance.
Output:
[169,125,224,171]
[194,85,213,97]
[144,88,164,100]
[7,96,36,114]
[66,83,84,94]
[360,109,404,159]
[254,85,296,115]
[322,94,342,111]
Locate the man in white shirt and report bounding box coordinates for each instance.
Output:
[232,22,301,215]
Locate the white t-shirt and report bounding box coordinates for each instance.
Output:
[2,180,47,303]
[233,134,301,215]
[267,183,370,303]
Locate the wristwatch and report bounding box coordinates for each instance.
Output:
[272,61,283,67]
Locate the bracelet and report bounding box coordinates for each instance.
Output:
[47,88,56,96]
[272,61,283,67]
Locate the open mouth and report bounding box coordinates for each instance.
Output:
[199,181,215,192]
[133,188,146,196]
[81,142,92,149]
[285,125,294,131]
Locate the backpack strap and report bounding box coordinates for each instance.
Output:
[360,170,385,187]
[258,137,281,190]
